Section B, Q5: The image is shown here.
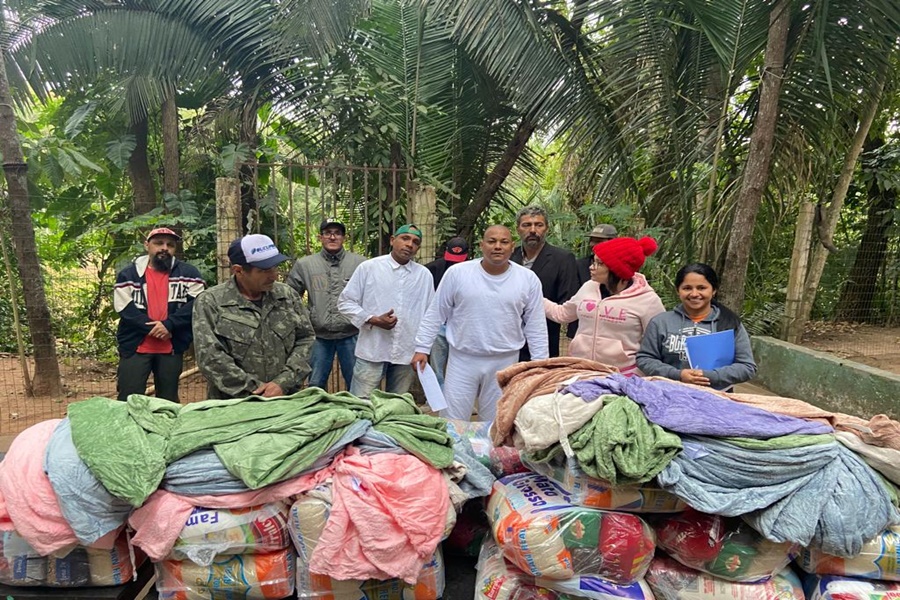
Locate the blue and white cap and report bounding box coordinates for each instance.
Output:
[228,234,289,269]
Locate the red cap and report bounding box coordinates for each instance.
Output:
[443,237,468,263]
[593,237,658,280]
[146,227,181,242]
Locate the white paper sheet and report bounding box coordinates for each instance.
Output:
[416,363,447,412]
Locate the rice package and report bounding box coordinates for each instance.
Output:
[447,419,528,477]
[476,537,653,600]
[289,489,445,599]
[170,502,291,566]
[487,472,655,584]
[655,508,798,581]
[797,525,900,581]
[155,546,295,600]
[0,529,135,587]
[524,455,685,513]
[805,574,900,600]
[646,556,804,600]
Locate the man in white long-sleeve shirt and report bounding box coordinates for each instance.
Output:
[338,224,434,398]
[412,225,548,421]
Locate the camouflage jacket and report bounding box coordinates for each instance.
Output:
[193,278,315,399]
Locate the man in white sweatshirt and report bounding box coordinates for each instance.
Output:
[412,225,548,421]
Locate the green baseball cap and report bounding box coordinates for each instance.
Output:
[393,224,422,239]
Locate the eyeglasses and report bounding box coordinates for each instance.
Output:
[321,231,344,238]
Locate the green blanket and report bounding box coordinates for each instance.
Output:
[68,395,180,506]
[571,395,682,485]
[163,388,375,489]
[369,390,454,469]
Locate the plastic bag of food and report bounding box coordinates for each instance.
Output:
[447,419,527,478]
[655,508,798,581]
[289,489,445,599]
[524,455,685,513]
[169,502,291,566]
[0,528,135,587]
[645,556,803,600]
[797,526,900,581]
[476,537,653,600]
[488,472,655,584]
[155,547,295,600]
[805,574,900,600]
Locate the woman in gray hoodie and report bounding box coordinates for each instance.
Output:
[636,263,756,391]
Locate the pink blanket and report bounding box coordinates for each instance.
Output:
[0,420,79,555]
[128,454,338,561]
[309,448,449,584]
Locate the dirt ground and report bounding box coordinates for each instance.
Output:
[0,322,898,438]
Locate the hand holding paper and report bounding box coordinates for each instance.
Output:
[416,363,447,412]
[684,329,735,370]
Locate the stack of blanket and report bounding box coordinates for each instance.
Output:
[0,387,492,596]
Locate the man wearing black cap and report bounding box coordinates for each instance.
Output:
[287,219,365,391]
[423,236,468,386]
[113,227,205,402]
[193,234,315,399]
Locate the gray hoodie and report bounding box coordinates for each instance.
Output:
[636,304,757,390]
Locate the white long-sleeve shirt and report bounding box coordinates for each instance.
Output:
[338,254,434,364]
[415,259,549,359]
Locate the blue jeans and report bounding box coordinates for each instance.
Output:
[429,330,450,389]
[349,357,416,399]
[308,335,358,391]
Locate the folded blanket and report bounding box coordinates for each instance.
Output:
[564,374,833,438]
[491,357,617,447]
[369,391,454,469]
[657,435,900,556]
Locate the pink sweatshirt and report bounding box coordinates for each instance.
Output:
[544,273,665,374]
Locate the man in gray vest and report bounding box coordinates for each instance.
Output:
[287,218,365,390]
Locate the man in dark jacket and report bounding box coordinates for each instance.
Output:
[511,206,579,360]
[114,227,205,402]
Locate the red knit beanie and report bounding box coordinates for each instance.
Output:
[593,236,658,280]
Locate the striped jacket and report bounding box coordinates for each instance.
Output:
[114,255,205,357]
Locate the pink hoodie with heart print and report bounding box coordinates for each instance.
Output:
[544,273,665,374]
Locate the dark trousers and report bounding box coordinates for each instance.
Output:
[117,352,183,402]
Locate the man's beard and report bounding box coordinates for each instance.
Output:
[151,253,172,272]
[523,236,543,250]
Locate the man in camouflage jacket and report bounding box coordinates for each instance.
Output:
[193,234,315,399]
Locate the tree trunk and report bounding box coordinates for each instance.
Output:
[835,177,896,322]
[719,0,790,312]
[458,117,536,239]
[161,88,180,197]
[129,115,157,214]
[795,68,887,330]
[0,31,62,397]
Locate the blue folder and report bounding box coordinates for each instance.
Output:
[685,329,735,370]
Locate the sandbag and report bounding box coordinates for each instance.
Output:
[289,488,446,599]
[155,547,295,600]
[476,537,653,600]
[487,472,655,583]
[170,502,291,566]
[645,556,803,600]
[0,529,135,587]
[655,508,798,582]
[797,526,900,581]
[524,455,685,513]
[805,574,900,600]
[447,419,527,478]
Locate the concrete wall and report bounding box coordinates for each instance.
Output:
[751,336,900,420]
